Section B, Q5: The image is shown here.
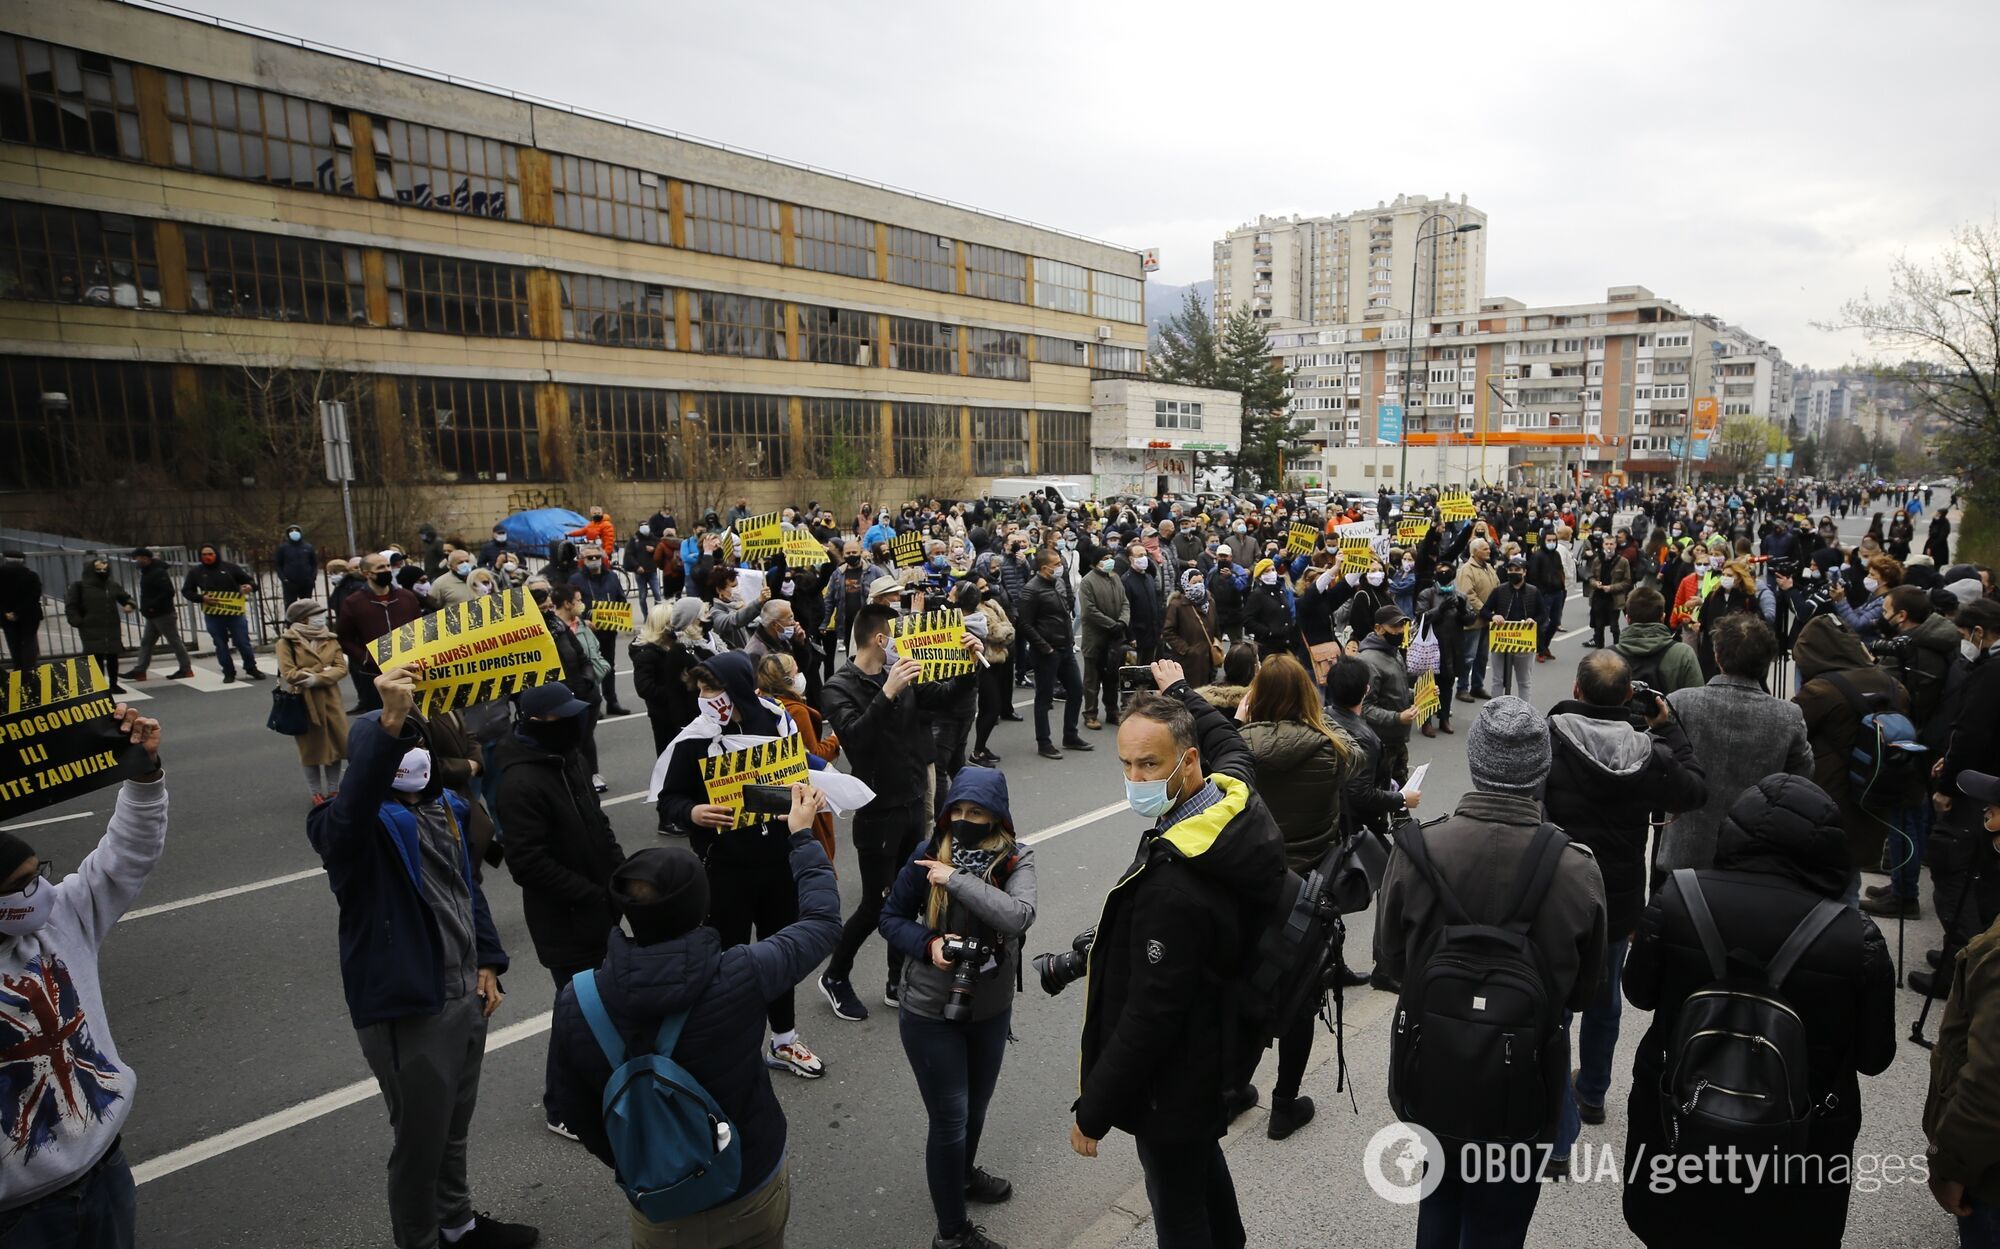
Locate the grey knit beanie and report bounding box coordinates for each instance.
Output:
[1467,695,1552,797]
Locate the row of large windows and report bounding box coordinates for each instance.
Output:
[0,31,1146,320]
[0,200,1144,376]
[0,355,1094,489]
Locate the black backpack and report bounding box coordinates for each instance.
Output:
[1661,869,1843,1152]
[1623,644,1667,692]
[1233,841,1354,1053]
[1389,822,1569,1143]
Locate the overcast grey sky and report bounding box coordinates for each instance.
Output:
[192,0,1994,366]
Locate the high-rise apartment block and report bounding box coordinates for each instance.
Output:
[1268,285,1787,487]
[1213,194,1486,326]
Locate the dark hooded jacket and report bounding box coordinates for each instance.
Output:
[1241,719,1352,873]
[64,565,131,652]
[655,651,816,867]
[1544,700,1707,939]
[1792,613,1913,869]
[880,767,1037,1022]
[823,646,935,811]
[1877,609,1959,730]
[497,727,627,971]
[180,546,254,601]
[1623,775,1897,1246]
[545,833,839,1205]
[1328,703,1406,836]
[275,534,318,591]
[1075,681,1288,1144]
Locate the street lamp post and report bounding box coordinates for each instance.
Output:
[1398,218,1482,489]
[1673,334,1726,491]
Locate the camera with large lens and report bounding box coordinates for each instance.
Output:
[1627,679,1664,720]
[1033,927,1096,997]
[1868,631,1912,660]
[938,933,992,1024]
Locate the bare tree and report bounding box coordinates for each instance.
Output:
[1820,215,2000,500]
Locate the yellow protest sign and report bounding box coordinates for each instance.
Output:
[1287,523,1319,557]
[738,512,782,562]
[891,608,975,682]
[1411,673,1441,722]
[1489,620,1537,654]
[1339,537,1375,574]
[891,532,926,569]
[1439,492,1476,523]
[201,591,247,617]
[0,659,152,821]
[699,733,809,829]
[1395,519,1432,547]
[1525,531,1539,546]
[782,528,831,567]
[370,587,564,717]
[589,600,634,632]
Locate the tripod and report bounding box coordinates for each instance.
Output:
[1911,859,1986,1050]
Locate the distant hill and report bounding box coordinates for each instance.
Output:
[1147,279,1212,343]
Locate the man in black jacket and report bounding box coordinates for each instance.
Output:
[1543,649,1707,1127]
[1480,555,1542,698]
[275,524,319,605]
[1071,660,1287,1249]
[545,789,839,1248]
[123,547,193,680]
[818,603,938,1022]
[182,542,268,683]
[497,681,626,1139]
[1014,548,1092,761]
[0,548,42,676]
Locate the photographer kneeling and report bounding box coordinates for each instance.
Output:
[880,767,1037,1249]
[1066,659,1286,1249]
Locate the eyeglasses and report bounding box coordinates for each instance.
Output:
[4,861,53,897]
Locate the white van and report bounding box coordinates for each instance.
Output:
[990,477,1087,510]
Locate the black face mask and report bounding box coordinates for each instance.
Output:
[948,818,994,848]
[523,716,584,755]
[371,571,394,588]
[846,555,862,567]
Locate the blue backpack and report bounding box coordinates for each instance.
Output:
[571,969,743,1221]
[1820,670,1926,809]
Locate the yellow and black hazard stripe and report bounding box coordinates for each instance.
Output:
[4,658,110,714]
[415,662,564,718]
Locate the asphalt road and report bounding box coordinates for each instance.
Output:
[7,504,1960,1248]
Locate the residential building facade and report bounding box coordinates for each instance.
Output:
[1212,194,1486,326]
[0,0,1156,540]
[1266,285,1788,488]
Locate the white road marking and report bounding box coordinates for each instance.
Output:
[1555,627,1591,642]
[121,868,325,922]
[1021,800,1131,846]
[130,1011,555,1186]
[603,790,650,807]
[0,810,94,833]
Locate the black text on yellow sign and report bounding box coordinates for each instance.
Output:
[1411,673,1441,723]
[1396,519,1432,547]
[1438,493,1476,522]
[0,659,151,821]
[201,591,247,617]
[782,529,831,567]
[370,588,564,717]
[892,608,975,682]
[1339,537,1375,574]
[700,732,809,829]
[589,601,634,633]
[738,512,782,560]
[891,532,926,569]
[1286,523,1319,557]
[1489,620,1537,654]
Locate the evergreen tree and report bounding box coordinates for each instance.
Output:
[1150,288,1220,386]
[1216,306,1299,490]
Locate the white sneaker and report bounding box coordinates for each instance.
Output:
[546,1119,580,1140]
[766,1038,825,1079]
[591,773,608,793]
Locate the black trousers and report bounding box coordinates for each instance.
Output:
[2,618,39,674]
[827,802,927,984]
[973,663,1008,752]
[1134,1135,1245,1249]
[705,853,801,1033]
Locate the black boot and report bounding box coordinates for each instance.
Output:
[1268,1095,1316,1141]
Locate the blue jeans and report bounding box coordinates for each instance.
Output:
[203,614,257,675]
[1890,801,1932,900]
[1574,937,1629,1109]
[1963,1196,2000,1249]
[900,1008,1010,1239]
[0,1142,136,1249]
[1457,631,1490,694]
[1416,1150,1543,1249]
[634,569,661,613]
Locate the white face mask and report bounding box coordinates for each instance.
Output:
[1345,571,1361,585]
[413,580,432,597]
[391,748,432,793]
[1720,574,1738,591]
[306,611,328,629]
[780,581,796,597]
[474,582,495,597]
[0,875,55,936]
[1709,557,1725,570]
[1863,576,1880,594]
[1259,570,1280,586]
[700,693,733,725]
[1132,555,1149,571]
[788,672,807,696]
[1366,571,1385,585]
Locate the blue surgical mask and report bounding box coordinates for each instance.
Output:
[1126,753,1189,821]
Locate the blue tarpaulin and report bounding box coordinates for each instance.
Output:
[498,508,587,553]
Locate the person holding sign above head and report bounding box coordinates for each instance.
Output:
[0,703,160,1249]
[569,546,631,718]
[182,543,267,684]
[304,668,536,1249]
[654,652,829,1080]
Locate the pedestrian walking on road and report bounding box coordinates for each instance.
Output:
[122,548,193,681]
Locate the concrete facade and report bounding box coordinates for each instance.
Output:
[1088,378,1241,495]
[1213,194,1486,327]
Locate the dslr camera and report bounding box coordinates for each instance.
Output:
[937,932,995,1023]
[1628,679,1665,720]
[1033,927,1096,997]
